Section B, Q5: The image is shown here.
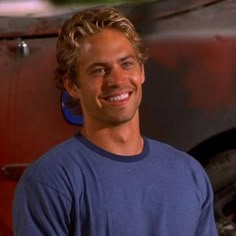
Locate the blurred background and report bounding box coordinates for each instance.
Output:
[0,0,150,16]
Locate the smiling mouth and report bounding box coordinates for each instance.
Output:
[105,92,131,102]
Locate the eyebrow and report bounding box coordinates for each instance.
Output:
[85,54,136,72]
[118,54,136,63]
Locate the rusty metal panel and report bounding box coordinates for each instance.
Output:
[141,37,236,150]
[0,37,77,235]
[0,37,77,163]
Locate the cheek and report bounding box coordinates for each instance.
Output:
[79,85,99,105]
[132,71,144,85]
[79,93,94,114]
[131,65,144,83]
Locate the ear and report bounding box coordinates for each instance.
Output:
[141,64,145,84]
[63,78,80,100]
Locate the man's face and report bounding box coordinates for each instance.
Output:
[68,29,145,127]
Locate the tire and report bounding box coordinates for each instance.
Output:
[204,149,236,236]
[205,150,236,193]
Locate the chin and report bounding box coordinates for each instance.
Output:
[106,113,135,126]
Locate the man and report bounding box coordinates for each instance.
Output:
[13,6,217,236]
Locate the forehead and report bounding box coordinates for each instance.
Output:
[79,29,135,63]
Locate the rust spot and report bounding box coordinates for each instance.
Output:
[148,37,236,113]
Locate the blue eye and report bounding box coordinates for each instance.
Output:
[93,68,106,75]
[122,61,133,68]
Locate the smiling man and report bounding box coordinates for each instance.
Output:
[13,6,217,236]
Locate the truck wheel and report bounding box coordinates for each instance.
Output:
[204,150,236,236]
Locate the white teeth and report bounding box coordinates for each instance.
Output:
[108,93,129,102]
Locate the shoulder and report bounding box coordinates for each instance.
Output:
[26,137,81,173]
[145,137,212,192]
[18,136,86,198]
[146,137,202,167]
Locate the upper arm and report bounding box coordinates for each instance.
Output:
[194,167,218,236]
[13,175,72,236]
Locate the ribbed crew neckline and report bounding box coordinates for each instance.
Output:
[75,133,149,162]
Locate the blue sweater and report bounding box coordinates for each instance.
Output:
[13,135,217,235]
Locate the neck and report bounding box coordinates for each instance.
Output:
[80,116,143,156]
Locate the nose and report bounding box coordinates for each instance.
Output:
[106,65,126,86]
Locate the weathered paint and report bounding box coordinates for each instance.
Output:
[0,38,77,235]
[147,38,236,113]
[140,37,236,150]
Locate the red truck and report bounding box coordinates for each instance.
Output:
[0,0,236,235]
